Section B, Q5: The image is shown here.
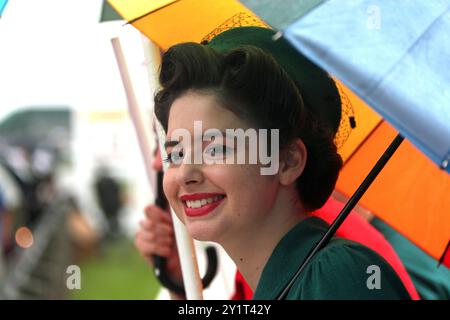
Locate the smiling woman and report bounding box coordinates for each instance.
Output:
[153,26,412,300]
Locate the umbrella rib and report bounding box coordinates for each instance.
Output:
[126,0,182,25]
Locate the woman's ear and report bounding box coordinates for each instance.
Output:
[279,139,307,186]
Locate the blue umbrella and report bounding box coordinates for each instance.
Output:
[242,0,450,174]
[0,0,8,17]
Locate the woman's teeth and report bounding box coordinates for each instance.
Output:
[185,195,224,209]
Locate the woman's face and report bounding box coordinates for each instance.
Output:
[163,90,281,242]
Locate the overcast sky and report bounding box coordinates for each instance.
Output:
[0,0,134,120]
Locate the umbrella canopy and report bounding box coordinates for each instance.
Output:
[241,0,450,264]
[100,1,122,22]
[107,0,266,51]
[0,0,8,17]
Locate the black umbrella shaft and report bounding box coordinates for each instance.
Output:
[277,133,405,300]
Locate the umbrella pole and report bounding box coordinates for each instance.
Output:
[111,37,204,300]
[277,133,405,299]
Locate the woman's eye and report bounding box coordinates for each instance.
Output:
[163,149,184,164]
[205,145,231,158]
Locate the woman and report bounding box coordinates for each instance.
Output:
[149,26,411,299]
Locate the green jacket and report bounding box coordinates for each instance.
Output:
[253,217,411,300]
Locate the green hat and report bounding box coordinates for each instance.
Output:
[206,26,342,134]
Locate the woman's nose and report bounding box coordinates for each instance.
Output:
[176,161,204,186]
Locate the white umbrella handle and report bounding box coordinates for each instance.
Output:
[111,37,203,300]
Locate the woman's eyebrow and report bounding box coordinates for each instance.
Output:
[164,140,179,149]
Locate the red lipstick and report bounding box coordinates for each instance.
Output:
[180,193,226,217]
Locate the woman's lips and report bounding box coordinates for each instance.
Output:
[180,193,226,217]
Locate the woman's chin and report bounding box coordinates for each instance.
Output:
[186,223,222,242]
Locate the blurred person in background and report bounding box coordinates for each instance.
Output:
[0,188,7,278]
[94,165,125,241]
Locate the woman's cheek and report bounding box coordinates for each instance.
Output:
[163,170,181,214]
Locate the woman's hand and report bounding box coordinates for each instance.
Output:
[135,204,183,284]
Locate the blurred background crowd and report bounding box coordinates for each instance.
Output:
[0,0,162,299]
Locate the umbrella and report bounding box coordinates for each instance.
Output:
[0,0,8,17]
[241,0,450,266]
